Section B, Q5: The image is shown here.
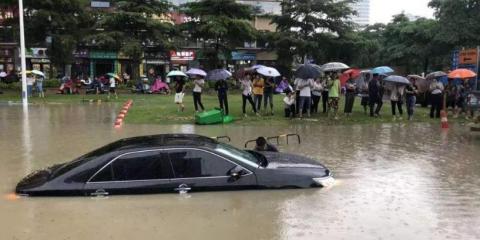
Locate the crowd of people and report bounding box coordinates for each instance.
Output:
[2,67,478,121]
[170,70,479,121]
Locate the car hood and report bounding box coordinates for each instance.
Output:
[16,164,63,192]
[261,152,326,169]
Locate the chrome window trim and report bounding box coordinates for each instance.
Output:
[86,148,253,184]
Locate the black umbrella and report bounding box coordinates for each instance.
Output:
[295,64,322,79]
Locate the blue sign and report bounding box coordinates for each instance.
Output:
[231,52,256,61]
[91,1,110,8]
[451,50,459,70]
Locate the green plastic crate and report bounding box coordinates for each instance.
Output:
[195,109,224,125]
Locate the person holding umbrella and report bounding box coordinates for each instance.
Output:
[192,75,205,112]
[174,76,186,112]
[405,78,419,121]
[390,84,405,120]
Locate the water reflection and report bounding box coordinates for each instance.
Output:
[0,105,479,240]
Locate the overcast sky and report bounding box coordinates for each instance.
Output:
[370,0,435,24]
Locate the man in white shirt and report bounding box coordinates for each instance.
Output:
[295,78,314,118]
[108,76,118,99]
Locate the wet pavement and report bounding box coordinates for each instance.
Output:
[1,104,479,240]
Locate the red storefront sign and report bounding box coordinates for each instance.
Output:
[459,48,479,65]
[170,50,195,61]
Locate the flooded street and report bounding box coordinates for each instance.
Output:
[1,104,480,240]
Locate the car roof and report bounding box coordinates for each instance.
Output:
[112,134,219,152]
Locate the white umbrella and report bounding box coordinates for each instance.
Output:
[320,62,350,72]
[31,70,45,77]
[256,66,281,77]
[167,70,187,78]
[0,72,7,78]
[186,68,207,77]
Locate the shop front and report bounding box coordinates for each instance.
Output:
[170,50,196,72]
[0,43,16,74]
[256,51,278,66]
[73,49,90,79]
[89,50,117,79]
[26,48,51,79]
[144,50,170,80]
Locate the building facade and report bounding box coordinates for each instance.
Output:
[350,0,370,26]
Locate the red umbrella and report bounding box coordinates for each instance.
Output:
[340,69,361,86]
[448,69,477,79]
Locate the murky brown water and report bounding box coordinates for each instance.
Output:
[1,104,480,240]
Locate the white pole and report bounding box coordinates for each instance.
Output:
[18,0,28,106]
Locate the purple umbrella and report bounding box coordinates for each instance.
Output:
[206,69,232,81]
[186,68,207,77]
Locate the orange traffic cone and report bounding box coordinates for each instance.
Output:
[440,110,449,129]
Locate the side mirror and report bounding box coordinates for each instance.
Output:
[228,166,245,182]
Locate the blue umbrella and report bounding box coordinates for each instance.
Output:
[206,69,232,81]
[372,66,394,75]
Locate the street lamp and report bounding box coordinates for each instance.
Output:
[18,0,28,107]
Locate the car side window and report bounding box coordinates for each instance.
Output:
[169,149,237,178]
[90,151,173,182]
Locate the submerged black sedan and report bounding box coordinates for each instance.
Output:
[16,134,334,196]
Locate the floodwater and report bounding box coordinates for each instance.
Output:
[1,103,480,240]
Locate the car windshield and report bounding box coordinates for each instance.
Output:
[214,143,264,168]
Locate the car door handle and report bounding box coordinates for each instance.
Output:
[174,184,191,193]
[91,189,109,197]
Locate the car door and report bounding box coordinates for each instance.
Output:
[167,148,257,193]
[83,150,176,196]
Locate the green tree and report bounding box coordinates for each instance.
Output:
[179,0,257,69]
[429,0,480,48]
[22,0,92,75]
[272,0,356,65]
[377,14,448,73]
[87,0,175,81]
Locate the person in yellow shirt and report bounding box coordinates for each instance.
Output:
[252,74,265,112]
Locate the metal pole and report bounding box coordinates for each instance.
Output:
[18,0,28,106]
[476,46,479,91]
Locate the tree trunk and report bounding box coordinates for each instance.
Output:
[423,57,429,75]
[132,60,141,85]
